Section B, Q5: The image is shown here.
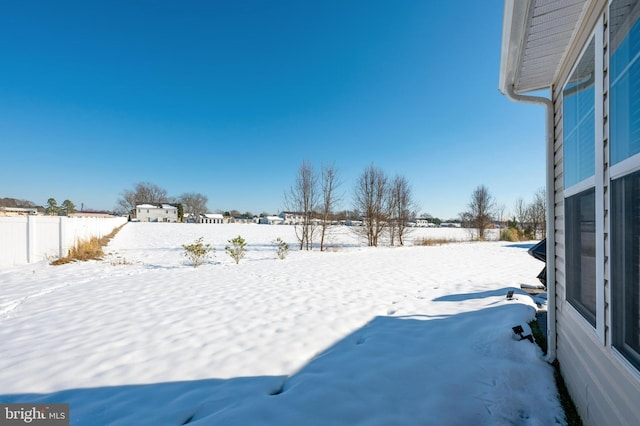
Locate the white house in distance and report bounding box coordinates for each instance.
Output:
[259,215,285,225]
[136,204,178,223]
[278,212,304,225]
[500,1,640,425]
[202,213,224,224]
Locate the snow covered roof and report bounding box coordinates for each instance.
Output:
[136,204,176,209]
[205,213,224,219]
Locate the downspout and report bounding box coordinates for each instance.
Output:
[503,84,557,364]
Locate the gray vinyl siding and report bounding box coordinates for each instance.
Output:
[551,6,640,426]
[558,307,640,426]
[553,83,566,310]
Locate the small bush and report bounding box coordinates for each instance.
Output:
[182,237,213,268]
[274,237,289,260]
[225,235,247,264]
[108,254,132,266]
[500,228,521,242]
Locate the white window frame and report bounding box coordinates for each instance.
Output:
[562,24,605,340]
[609,0,640,361]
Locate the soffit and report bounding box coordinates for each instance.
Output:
[501,0,590,94]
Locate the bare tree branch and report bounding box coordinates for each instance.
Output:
[353,164,388,247]
[319,163,341,251]
[285,161,319,250]
[463,185,496,241]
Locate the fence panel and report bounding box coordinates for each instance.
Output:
[0,216,127,268]
[0,217,29,266]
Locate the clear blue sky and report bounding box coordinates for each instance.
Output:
[0,0,545,219]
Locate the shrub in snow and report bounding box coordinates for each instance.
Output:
[182,237,213,268]
[225,235,246,264]
[274,237,289,260]
[500,228,520,242]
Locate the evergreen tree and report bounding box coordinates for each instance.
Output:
[61,199,76,216]
[45,198,60,216]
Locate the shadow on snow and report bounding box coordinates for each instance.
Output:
[432,287,527,303]
[504,243,536,250]
[1,304,539,425]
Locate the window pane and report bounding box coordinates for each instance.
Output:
[563,38,595,187]
[612,172,640,370]
[611,0,640,165]
[566,189,596,326]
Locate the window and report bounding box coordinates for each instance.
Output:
[612,172,640,369]
[563,37,596,188]
[610,0,640,166]
[563,36,597,326]
[611,0,640,370]
[566,189,597,326]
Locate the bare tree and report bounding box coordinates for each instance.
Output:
[319,163,341,251]
[529,187,547,239]
[285,161,319,250]
[513,197,528,228]
[464,185,496,241]
[496,203,506,228]
[353,164,388,247]
[180,192,209,223]
[388,174,416,246]
[116,182,168,215]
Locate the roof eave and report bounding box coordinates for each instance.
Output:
[499,0,532,95]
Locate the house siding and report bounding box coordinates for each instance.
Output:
[550,4,640,425]
[558,307,640,426]
[136,205,178,223]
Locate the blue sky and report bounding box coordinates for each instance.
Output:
[0,0,545,219]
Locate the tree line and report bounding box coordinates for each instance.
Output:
[112,177,545,247]
[459,185,546,241]
[45,198,77,216]
[285,161,417,250]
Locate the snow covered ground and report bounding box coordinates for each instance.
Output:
[0,223,563,425]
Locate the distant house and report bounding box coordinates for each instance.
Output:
[440,222,460,228]
[279,212,304,225]
[202,213,224,224]
[415,218,437,228]
[500,1,640,425]
[230,216,253,224]
[260,215,284,225]
[0,206,38,216]
[185,213,224,224]
[136,204,178,223]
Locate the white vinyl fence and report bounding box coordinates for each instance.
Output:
[0,216,128,268]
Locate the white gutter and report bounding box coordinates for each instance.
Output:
[499,0,557,364]
[503,84,557,364]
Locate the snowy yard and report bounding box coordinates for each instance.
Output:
[0,223,564,425]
